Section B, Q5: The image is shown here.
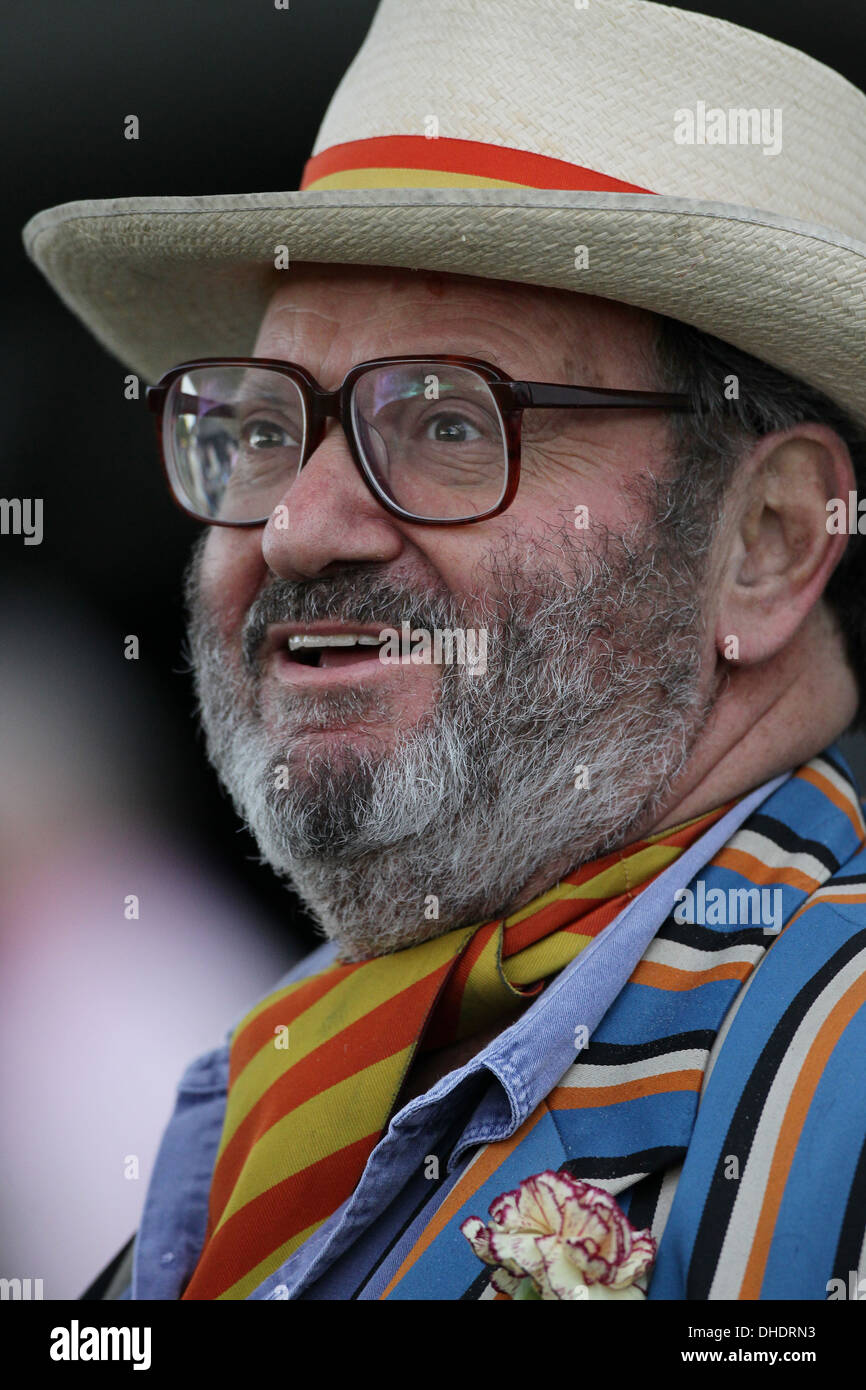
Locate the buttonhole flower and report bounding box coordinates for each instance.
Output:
[460,1169,657,1300]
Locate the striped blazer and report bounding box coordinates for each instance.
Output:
[85,749,866,1300]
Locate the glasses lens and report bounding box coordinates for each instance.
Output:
[164,365,305,522]
[350,363,508,521]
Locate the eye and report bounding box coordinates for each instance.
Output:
[424,412,483,443]
[242,418,298,450]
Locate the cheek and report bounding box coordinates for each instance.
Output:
[199,529,267,638]
[409,533,505,604]
[519,468,656,541]
[517,425,664,532]
[511,444,605,521]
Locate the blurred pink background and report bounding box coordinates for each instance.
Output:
[0,592,302,1298]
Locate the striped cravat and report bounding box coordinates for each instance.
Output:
[182,802,733,1299]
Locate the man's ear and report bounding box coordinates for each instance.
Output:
[714,423,856,666]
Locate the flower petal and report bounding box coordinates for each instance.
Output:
[490,1266,528,1298]
[459,1215,498,1267]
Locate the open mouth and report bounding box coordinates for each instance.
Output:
[284,633,388,670]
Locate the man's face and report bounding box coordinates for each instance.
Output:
[186,266,717,959]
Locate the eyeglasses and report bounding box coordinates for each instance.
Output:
[145,354,694,527]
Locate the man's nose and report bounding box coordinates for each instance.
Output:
[260,421,405,580]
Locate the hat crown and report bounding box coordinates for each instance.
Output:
[21,0,866,428]
[306,0,866,241]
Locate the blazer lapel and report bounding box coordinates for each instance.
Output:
[546,908,769,1240]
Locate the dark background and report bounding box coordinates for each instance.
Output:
[3,0,866,950]
[2,0,865,1298]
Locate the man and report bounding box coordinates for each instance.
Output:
[23,0,866,1299]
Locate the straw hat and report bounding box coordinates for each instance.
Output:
[21,0,866,425]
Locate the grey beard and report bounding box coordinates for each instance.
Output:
[183,515,713,962]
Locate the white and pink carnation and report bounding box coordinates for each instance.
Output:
[460,1169,657,1301]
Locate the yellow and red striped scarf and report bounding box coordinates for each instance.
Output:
[182,802,732,1299]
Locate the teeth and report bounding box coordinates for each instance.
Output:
[287,633,381,651]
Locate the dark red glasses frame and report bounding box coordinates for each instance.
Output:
[145,354,694,528]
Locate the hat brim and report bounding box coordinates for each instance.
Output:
[22,187,866,428]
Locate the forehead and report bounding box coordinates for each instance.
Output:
[252,264,659,386]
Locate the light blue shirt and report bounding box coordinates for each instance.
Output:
[126,774,786,1300]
